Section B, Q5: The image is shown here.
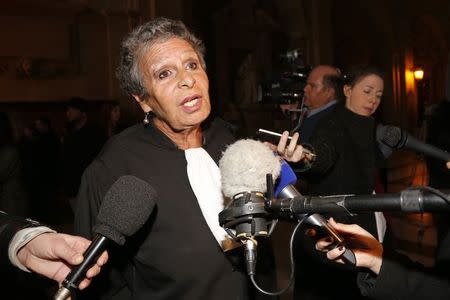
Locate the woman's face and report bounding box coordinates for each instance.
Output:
[344,74,384,117]
[135,38,210,133]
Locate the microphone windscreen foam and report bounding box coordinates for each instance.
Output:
[94,175,157,245]
[219,139,281,198]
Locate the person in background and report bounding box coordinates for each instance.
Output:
[105,101,126,137]
[27,116,60,224]
[0,211,108,289]
[296,65,343,143]
[0,112,30,216]
[74,17,302,300]
[272,65,387,300]
[62,97,106,211]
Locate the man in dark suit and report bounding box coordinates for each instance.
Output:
[298,65,343,143]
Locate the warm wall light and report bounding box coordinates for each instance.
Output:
[414,67,424,80]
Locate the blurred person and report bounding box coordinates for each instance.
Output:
[297,65,343,143]
[74,17,302,300]
[62,97,106,211]
[0,112,30,216]
[316,216,450,300]
[104,101,126,137]
[25,116,61,224]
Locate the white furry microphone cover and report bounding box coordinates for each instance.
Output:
[219,139,281,198]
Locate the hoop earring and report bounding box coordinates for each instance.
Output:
[143,111,151,125]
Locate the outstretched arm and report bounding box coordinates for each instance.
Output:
[16,232,108,289]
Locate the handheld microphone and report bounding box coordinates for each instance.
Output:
[377,124,450,162]
[274,160,356,265]
[54,175,157,300]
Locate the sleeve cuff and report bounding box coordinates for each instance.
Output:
[8,226,56,272]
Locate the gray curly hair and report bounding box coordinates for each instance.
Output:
[116,17,206,99]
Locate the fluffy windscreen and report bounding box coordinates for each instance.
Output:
[219,139,281,198]
[94,175,157,246]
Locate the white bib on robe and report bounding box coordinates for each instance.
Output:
[185,148,232,250]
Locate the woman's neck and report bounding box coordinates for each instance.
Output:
[153,119,203,150]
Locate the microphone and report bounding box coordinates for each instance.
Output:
[274,160,356,265]
[219,139,281,276]
[54,175,157,300]
[219,139,281,241]
[376,124,450,162]
[268,189,450,215]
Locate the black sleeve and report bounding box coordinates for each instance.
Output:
[73,159,117,239]
[0,211,41,267]
[357,253,450,300]
[294,119,340,176]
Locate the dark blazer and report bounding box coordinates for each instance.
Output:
[299,102,337,143]
[0,211,39,267]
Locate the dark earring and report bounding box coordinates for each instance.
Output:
[143,112,150,125]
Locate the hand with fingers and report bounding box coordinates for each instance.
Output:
[315,218,384,275]
[17,232,108,290]
[264,131,314,163]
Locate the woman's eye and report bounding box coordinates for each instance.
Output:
[187,62,198,70]
[158,70,171,79]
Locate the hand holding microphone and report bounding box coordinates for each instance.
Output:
[54,175,156,300]
[274,159,356,265]
[315,218,384,275]
[16,232,108,289]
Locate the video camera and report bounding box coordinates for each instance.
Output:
[258,49,310,104]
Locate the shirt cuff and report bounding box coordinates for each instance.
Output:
[8,226,56,272]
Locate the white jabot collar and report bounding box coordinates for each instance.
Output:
[185,148,232,250]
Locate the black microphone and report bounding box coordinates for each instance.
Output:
[54,175,157,300]
[268,188,450,215]
[274,160,356,265]
[376,124,450,161]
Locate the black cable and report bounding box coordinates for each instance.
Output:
[248,216,306,296]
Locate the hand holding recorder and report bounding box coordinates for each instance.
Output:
[257,128,315,163]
